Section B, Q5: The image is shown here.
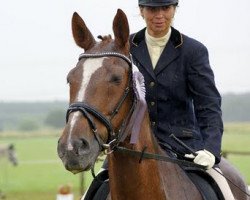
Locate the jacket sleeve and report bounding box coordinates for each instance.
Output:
[187,43,223,163]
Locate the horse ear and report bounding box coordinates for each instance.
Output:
[71,12,96,50]
[113,9,129,51]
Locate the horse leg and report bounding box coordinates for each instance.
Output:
[219,157,250,200]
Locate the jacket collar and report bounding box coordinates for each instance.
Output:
[131,27,183,49]
[130,27,183,77]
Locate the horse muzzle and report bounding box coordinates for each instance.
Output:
[57,136,100,173]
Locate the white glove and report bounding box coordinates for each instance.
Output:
[185,149,215,169]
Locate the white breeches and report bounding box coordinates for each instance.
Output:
[207,167,235,200]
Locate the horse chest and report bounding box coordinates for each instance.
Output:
[108,153,168,200]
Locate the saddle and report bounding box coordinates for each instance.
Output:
[83,167,225,200]
[184,167,225,200]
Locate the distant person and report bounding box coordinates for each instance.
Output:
[129,0,234,199]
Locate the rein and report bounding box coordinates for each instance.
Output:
[113,146,207,170]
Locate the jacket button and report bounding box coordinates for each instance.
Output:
[149,82,155,87]
[150,101,155,106]
[151,121,156,126]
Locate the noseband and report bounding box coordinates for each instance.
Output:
[66,52,133,150]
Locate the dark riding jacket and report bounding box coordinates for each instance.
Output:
[130,27,223,163]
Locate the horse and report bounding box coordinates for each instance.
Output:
[0,144,18,199]
[57,9,250,200]
[0,144,18,166]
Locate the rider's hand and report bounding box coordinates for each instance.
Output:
[184,149,215,169]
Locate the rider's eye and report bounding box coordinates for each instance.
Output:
[146,6,170,12]
[162,6,171,11]
[147,7,157,12]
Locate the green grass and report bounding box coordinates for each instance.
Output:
[0,135,101,200]
[0,123,249,199]
[222,123,250,184]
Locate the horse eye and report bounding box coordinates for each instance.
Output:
[109,75,122,85]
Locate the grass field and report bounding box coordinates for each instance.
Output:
[0,131,102,200]
[222,123,250,184]
[0,123,249,200]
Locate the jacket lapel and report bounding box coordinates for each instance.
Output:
[130,27,183,79]
[130,29,156,79]
[154,41,180,75]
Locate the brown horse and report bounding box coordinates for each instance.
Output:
[57,9,250,200]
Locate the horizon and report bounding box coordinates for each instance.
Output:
[1,91,250,103]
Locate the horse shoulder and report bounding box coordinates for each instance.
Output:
[158,156,202,200]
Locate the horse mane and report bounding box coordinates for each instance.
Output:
[97,35,112,41]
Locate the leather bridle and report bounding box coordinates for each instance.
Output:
[66,52,134,150]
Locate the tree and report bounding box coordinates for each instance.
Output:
[44,109,65,128]
[18,118,39,131]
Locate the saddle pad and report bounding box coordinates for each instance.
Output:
[185,168,225,200]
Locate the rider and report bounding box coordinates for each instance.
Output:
[130,0,234,199]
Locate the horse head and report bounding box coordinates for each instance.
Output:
[57,9,132,174]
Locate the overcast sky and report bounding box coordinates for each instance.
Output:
[1,0,250,102]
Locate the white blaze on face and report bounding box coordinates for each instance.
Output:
[66,57,106,151]
[77,58,106,101]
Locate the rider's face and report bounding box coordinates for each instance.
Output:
[140,5,176,38]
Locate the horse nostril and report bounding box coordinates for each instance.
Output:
[80,138,89,149]
[57,138,90,156]
[77,138,90,155]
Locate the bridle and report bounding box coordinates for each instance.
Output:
[66,52,134,151]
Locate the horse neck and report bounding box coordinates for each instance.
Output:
[107,113,201,200]
[108,113,168,200]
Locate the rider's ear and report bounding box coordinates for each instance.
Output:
[71,12,96,51]
[113,9,129,52]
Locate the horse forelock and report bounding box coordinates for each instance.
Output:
[94,35,128,56]
[97,34,112,41]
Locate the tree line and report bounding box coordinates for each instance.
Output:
[0,93,250,131]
